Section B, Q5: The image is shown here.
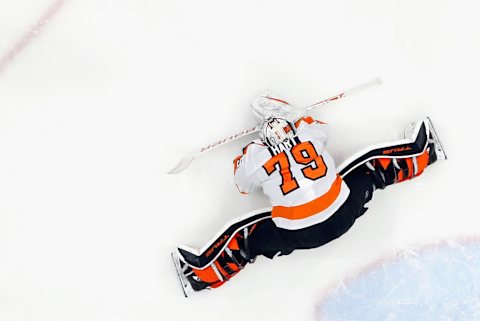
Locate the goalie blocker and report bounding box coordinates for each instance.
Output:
[172,118,446,296]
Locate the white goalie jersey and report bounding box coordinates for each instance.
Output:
[233,117,350,230]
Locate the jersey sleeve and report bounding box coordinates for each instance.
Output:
[295,116,328,133]
[295,116,329,149]
[233,143,263,194]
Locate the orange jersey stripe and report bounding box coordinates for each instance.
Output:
[271,175,343,220]
[295,116,315,128]
[294,116,326,128]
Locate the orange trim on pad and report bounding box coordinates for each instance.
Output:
[415,150,430,176]
[378,158,391,170]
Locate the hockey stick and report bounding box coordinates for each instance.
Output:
[167,77,382,174]
[305,77,382,111]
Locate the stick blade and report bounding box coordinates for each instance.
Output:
[167,152,196,174]
[345,77,382,96]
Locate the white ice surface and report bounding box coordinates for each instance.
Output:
[0,1,479,321]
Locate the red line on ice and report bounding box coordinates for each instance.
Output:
[0,0,64,76]
[313,235,480,321]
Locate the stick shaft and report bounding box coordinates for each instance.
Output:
[306,77,382,110]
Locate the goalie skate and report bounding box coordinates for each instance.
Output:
[171,252,194,298]
[425,117,447,160]
[404,117,447,161]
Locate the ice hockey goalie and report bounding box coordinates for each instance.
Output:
[172,92,447,297]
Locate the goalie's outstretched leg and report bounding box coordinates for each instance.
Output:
[368,118,445,189]
[172,209,299,296]
[339,118,445,189]
[340,118,447,221]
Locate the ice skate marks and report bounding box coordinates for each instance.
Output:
[315,238,480,321]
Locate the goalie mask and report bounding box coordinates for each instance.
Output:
[260,117,297,147]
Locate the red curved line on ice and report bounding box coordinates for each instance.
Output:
[314,235,480,321]
[0,0,65,76]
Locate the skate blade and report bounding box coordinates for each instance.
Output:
[426,117,447,160]
[171,252,194,298]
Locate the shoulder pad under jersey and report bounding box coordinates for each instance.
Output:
[242,139,265,155]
